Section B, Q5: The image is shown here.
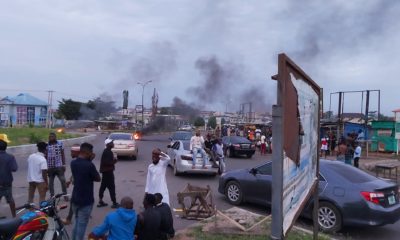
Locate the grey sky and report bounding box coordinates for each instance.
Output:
[1,0,399,115]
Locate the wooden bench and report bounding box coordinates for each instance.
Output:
[375,163,399,179]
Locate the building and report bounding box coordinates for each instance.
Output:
[0,93,48,127]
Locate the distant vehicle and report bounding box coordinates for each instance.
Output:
[106,132,138,160]
[222,136,256,158]
[167,140,217,176]
[178,125,193,131]
[218,159,400,232]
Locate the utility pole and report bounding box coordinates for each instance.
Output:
[46,90,54,129]
[137,80,152,128]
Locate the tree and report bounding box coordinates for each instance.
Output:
[208,116,217,129]
[57,98,82,120]
[194,116,205,127]
[221,118,226,125]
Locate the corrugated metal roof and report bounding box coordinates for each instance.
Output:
[1,93,48,106]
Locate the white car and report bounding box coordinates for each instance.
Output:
[167,140,217,176]
[106,132,138,160]
[178,125,193,131]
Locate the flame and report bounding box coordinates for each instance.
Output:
[134,133,140,140]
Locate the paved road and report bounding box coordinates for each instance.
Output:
[1,132,400,239]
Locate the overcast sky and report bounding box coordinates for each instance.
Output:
[1,0,399,115]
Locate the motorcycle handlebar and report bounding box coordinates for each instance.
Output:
[16,203,35,211]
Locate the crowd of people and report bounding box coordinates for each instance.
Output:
[0,133,175,240]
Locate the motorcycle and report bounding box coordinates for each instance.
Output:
[0,193,70,240]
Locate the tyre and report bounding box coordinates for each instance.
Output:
[224,181,243,205]
[318,202,342,233]
[246,153,252,158]
[132,155,137,160]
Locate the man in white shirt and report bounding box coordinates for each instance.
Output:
[145,148,171,205]
[27,142,48,204]
[353,144,362,168]
[190,130,208,169]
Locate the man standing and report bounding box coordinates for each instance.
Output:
[145,148,171,205]
[46,132,67,198]
[353,143,362,168]
[90,196,137,240]
[71,142,101,240]
[190,130,207,169]
[97,139,119,208]
[27,142,48,204]
[154,193,175,240]
[0,139,18,217]
[135,193,162,240]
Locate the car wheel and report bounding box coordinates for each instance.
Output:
[173,160,180,176]
[246,153,252,158]
[225,181,243,205]
[318,202,342,233]
[132,155,137,160]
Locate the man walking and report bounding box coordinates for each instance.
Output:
[190,130,207,169]
[0,138,18,217]
[71,142,101,240]
[90,196,137,240]
[27,142,48,204]
[97,139,119,208]
[145,148,171,205]
[46,132,67,198]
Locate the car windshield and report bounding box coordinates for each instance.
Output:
[326,163,377,183]
[109,133,132,140]
[230,136,251,144]
[171,132,192,140]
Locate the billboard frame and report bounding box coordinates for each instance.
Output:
[271,53,320,239]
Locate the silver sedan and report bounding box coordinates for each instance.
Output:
[167,140,217,176]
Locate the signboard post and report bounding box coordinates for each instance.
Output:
[271,54,320,239]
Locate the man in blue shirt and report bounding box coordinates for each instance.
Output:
[71,142,101,240]
[90,196,137,240]
[0,139,18,217]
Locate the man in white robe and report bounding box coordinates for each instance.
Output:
[145,148,171,205]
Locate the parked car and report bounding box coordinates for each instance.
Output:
[222,136,256,158]
[167,140,217,176]
[178,124,193,131]
[106,132,138,160]
[218,159,400,232]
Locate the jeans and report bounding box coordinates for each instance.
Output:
[99,171,116,204]
[47,167,67,196]
[72,203,93,240]
[192,148,207,167]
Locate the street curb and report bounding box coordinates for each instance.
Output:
[6,134,97,160]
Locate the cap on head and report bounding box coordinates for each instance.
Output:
[105,139,113,145]
[0,134,11,143]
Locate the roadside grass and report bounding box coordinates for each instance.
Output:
[0,128,81,146]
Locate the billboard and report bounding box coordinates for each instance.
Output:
[135,105,143,113]
[271,53,320,238]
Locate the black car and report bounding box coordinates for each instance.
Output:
[218,160,400,232]
[222,136,256,158]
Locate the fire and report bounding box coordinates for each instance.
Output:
[56,128,65,133]
[134,133,140,140]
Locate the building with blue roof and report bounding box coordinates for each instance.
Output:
[0,93,48,127]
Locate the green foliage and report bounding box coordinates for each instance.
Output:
[221,118,226,125]
[194,116,205,127]
[208,116,217,129]
[57,98,82,120]
[1,128,81,146]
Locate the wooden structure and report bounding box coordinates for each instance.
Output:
[177,184,215,220]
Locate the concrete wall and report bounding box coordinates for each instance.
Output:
[6,134,97,160]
